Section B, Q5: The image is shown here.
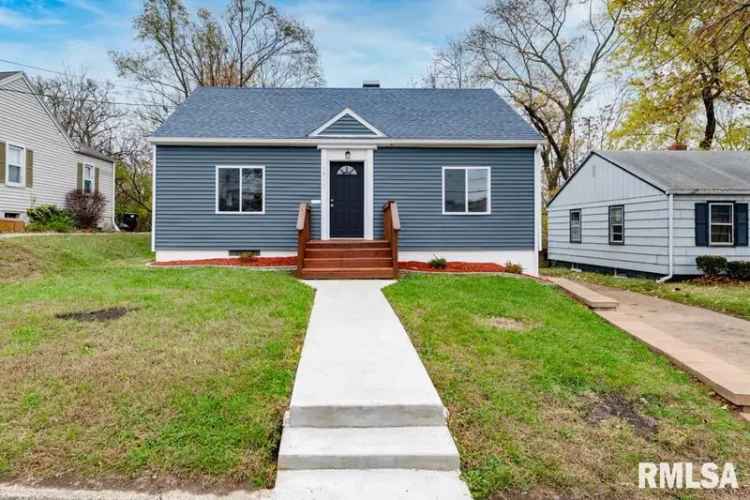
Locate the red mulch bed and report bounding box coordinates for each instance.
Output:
[399,261,506,273]
[153,256,296,267]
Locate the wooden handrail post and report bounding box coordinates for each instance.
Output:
[296,202,311,276]
[382,200,401,277]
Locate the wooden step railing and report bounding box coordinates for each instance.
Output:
[296,202,311,277]
[383,200,401,277]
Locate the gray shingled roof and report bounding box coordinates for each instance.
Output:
[76,144,113,163]
[0,71,21,82]
[152,87,541,141]
[595,151,750,194]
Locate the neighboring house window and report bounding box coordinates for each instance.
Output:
[442,166,491,215]
[216,166,265,214]
[709,202,734,246]
[609,205,624,244]
[5,143,25,187]
[570,209,582,243]
[83,164,95,194]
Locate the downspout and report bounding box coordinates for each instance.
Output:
[111,159,120,232]
[657,193,674,283]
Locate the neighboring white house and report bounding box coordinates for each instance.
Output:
[0,71,115,229]
[547,151,750,277]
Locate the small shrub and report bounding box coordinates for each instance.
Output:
[696,255,728,277]
[429,256,447,269]
[727,261,750,281]
[504,261,523,274]
[66,190,105,229]
[25,204,74,232]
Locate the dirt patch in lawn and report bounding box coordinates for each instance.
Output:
[584,393,658,438]
[55,307,135,322]
[478,315,535,332]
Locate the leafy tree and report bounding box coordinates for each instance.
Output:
[613,0,750,149]
[465,0,623,194]
[111,0,324,127]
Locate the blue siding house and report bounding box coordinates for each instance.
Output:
[149,84,544,277]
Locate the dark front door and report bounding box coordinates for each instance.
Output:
[330,161,365,238]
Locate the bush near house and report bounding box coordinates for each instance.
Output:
[696,255,728,277]
[727,261,750,281]
[66,189,105,229]
[26,205,75,233]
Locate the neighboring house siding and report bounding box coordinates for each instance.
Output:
[0,76,76,218]
[373,147,535,249]
[154,146,320,249]
[77,154,115,228]
[0,75,114,228]
[672,194,750,275]
[319,114,375,135]
[548,155,670,275]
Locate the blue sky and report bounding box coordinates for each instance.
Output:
[0,0,486,90]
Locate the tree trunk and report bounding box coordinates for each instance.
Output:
[699,85,716,150]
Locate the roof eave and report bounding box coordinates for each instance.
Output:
[147,136,546,148]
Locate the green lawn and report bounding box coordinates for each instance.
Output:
[543,266,750,321]
[384,274,750,499]
[0,234,314,491]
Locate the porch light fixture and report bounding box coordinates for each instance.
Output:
[345,150,351,160]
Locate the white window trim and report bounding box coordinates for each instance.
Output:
[609,205,625,244]
[215,165,266,215]
[83,163,95,193]
[709,202,734,246]
[5,142,26,188]
[570,209,582,243]
[441,166,491,216]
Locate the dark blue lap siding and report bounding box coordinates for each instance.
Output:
[374,148,535,249]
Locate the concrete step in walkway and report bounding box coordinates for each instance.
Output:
[278,426,460,471]
[549,277,619,309]
[278,280,470,497]
[274,470,472,500]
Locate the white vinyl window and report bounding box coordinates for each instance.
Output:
[442,166,491,215]
[5,143,25,187]
[83,164,95,194]
[709,203,734,246]
[216,166,265,214]
[609,205,624,244]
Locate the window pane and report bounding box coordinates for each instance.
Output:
[611,224,623,242]
[83,179,93,194]
[610,207,623,224]
[242,168,263,213]
[467,169,489,213]
[711,205,732,224]
[218,168,240,212]
[8,165,21,183]
[444,169,466,213]
[8,145,22,166]
[711,225,733,244]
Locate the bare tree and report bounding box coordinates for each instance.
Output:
[466,0,623,193]
[421,39,479,89]
[32,73,126,152]
[111,0,323,127]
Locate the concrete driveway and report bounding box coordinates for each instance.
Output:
[587,283,750,370]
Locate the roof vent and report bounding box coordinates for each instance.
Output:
[362,80,380,88]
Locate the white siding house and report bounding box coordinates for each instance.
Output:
[548,151,750,277]
[0,71,115,229]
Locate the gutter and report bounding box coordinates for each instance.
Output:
[657,193,674,283]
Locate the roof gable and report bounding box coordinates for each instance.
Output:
[310,108,385,137]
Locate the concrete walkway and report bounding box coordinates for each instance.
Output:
[276,280,471,499]
[553,278,750,417]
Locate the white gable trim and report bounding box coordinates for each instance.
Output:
[1,72,76,150]
[309,107,386,138]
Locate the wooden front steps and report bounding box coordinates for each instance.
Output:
[298,240,396,279]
